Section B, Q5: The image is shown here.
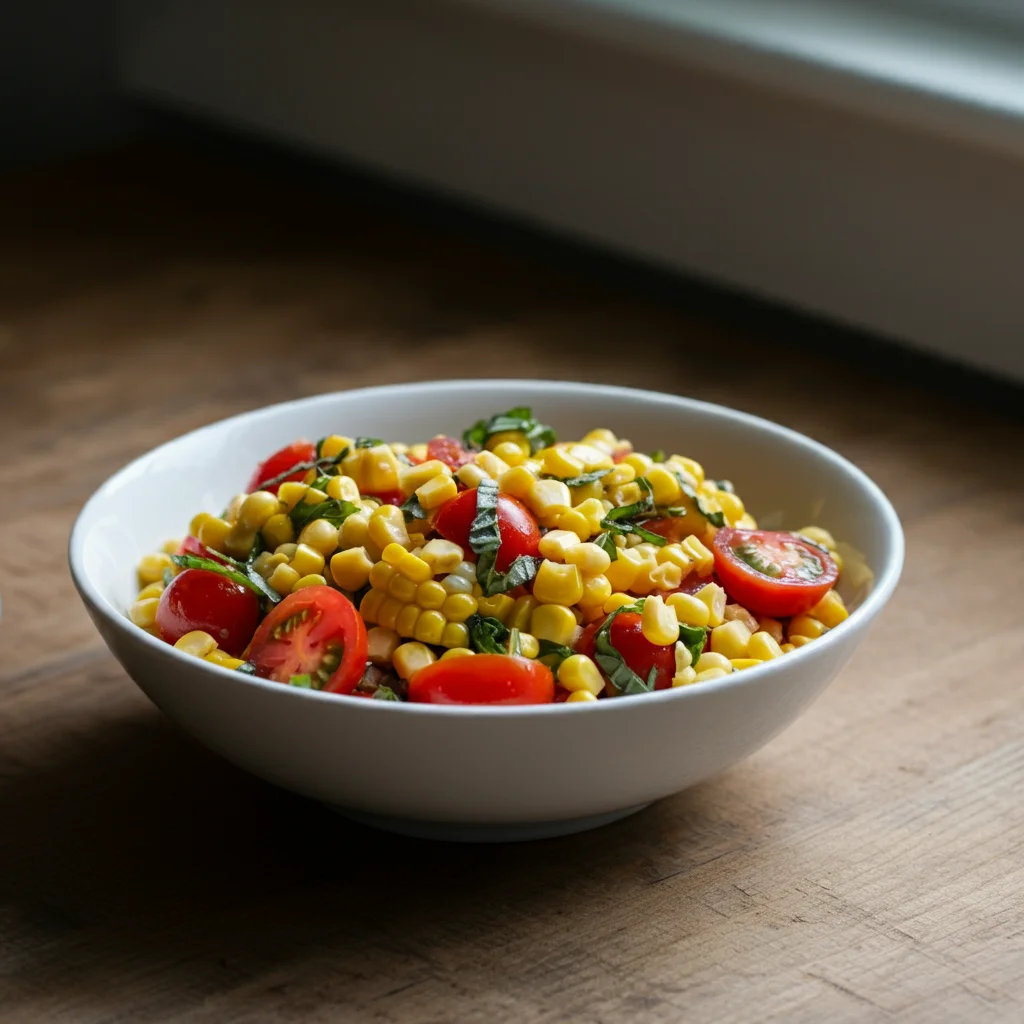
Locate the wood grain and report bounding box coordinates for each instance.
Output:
[1,144,1023,1023]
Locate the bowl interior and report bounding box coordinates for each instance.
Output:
[73,381,901,621]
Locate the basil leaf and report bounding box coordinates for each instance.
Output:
[289,499,360,531]
[665,507,688,518]
[462,407,556,453]
[162,567,175,587]
[676,475,726,528]
[715,479,735,493]
[171,554,282,605]
[678,623,709,668]
[599,480,666,546]
[400,493,429,523]
[466,613,511,654]
[595,531,619,562]
[476,550,542,597]
[540,468,610,488]
[650,450,666,463]
[354,437,383,449]
[508,628,523,657]
[315,437,327,458]
[468,477,501,555]
[372,685,400,701]
[311,474,334,492]
[593,600,657,696]
[257,448,349,491]
[236,661,257,675]
[289,673,314,689]
[469,478,541,595]
[536,639,576,670]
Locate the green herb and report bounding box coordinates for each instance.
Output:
[714,479,735,493]
[466,613,511,655]
[463,406,557,454]
[315,437,327,458]
[257,448,349,490]
[288,498,360,531]
[540,468,611,488]
[599,479,667,546]
[733,542,783,578]
[289,674,314,688]
[675,474,726,528]
[665,507,688,518]
[536,639,576,670]
[650,450,666,463]
[508,628,523,657]
[400,493,429,523]
[311,474,335,492]
[354,437,383,449]
[593,601,659,696]
[372,685,400,701]
[162,567,175,587]
[396,451,414,466]
[595,531,619,562]
[469,478,541,596]
[171,554,282,605]
[677,623,709,668]
[236,661,257,675]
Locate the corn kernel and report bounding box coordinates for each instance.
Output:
[298,518,339,558]
[648,562,683,591]
[474,451,511,480]
[789,615,829,640]
[567,444,614,471]
[531,604,579,646]
[695,651,733,673]
[674,642,693,673]
[317,434,353,459]
[171,629,217,658]
[275,542,298,560]
[564,542,612,576]
[441,646,475,660]
[452,560,477,581]
[694,667,729,682]
[330,547,374,591]
[137,581,165,601]
[388,573,418,603]
[517,632,540,659]
[205,649,244,669]
[669,456,703,486]
[608,482,643,508]
[572,499,606,533]
[798,526,837,550]
[440,621,470,648]
[507,595,538,631]
[277,481,308,511]
[412,611,446,645]
[730,658,764,671]
[486,429,530,454]
[477,593,515,621]
[672,667,698,687]
[554,508,593,541]
[456,463,492,489]
[681,535,715,575]
[336,513,368,551]
[289,543,325,578]
[399,459,452,494]
[323,475,360,502]
[641,594,680,646]
[129,597,161,629]
[486,441,522,467]
[441,573,474,595]
[646,466,683,505]
[437,593,476,623]
[260,512,294,550]
[537,530,579,562]
[359,587,386,623]
[198,516,232,553]
[780,642,796,653]
[267,562,301,595]
[604,464,637,488]
[696,582,727,627]
[601,548,642,591]
[494,465,535,501]
[581,428,617,452]
[810,589,849,628]
[557,654,605,695]
[239,491,282,531]
[724,603,760,634]
[830,548,845,574]
[223,493,246,524]
[137,552,174,585]
[382,543,433,583]
[189,512,215,537]
[293,573,326,590]
[748,630,784,660]
[533,560,584,605]
[395,603,421,637]
[413,473,456,510]
[378,596,405,631]
[222,522,256,559]
[366,626,400,663]
[565,689,598,703]
[623,556,660,595]
[579,574,612,610]
[542,447,584,478]
[665,592,708,628]
[717,491,746,525]
[393,641,437,679]
[526,479,572,522]
[418,538,463,575]
[603,592,636,613]
[361,443,399,493]
[368,505,411,551]
[710,619,752,660]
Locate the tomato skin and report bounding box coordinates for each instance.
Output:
[246,440,316,495]
[427,436,474,470]
[712,528,838,618]
[246,586,368,694]
[366,490,404,506]
[177,535,228,565]
[408,655,555,705]
[157,569,260,656]
[577,612,676,691]
[434,489,541,572]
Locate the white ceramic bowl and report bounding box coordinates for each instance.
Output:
[70,381,903,841]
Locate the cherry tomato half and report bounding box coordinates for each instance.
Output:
[157,568,261,656]
[246,440,317,495]
[426,436,474,470]
[177,535,229,565]
[712,527,838,618]
[434,488,541,572]
[246,586,368,693]
[577,612,676,691]
[408,655,554,705]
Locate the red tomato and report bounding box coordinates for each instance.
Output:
[640,517,706,545]
[177,535,228,565]
[427,436,474,470]
[246,586,368,693]
[712,528,838,618]
[366,489,405,506]
[434,488,540,572]
[246,440,316,495]
[577,612,676,691]
[408,655,554,705]
[668,572,719,597]
[157,569,260,656]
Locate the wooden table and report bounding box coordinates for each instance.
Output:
[2,144,1023,1024]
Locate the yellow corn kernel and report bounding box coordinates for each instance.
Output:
[161,538,182,556]
[557,654,605,696]
[724,603,759,634]
[542,447,584,478]
[455,463,491,489]
[356,499,380,517]
[695,667,729,682]
[710,619,752,660]
[172,630,217,658]
[656,543,691,572]
[261,513,295,549]
[538,529,581,562]
[736,513,759,530]
[205,649,244,669]
[798,526,837,551]
[491,441,525,466]
[222,522,256,559]
[672,666,698,687]
[360,444,399,493]
[129,597,160,629]
[393,641,437,679]
[381,543,431,583]
[368,505,411,551]
[641,594,680,646]
[554,508,593,542]
[223,493,246,524]
[507,595,537,631]
[298,518,339,558]
[748,630,784,661]
[325,475,361,503]
[289,543,325,578]
[780,642,796,653]
[277,481,308,511]
[648,562,683,591]
[189,512,215,537]
[368,559,395,591]
[517,632,540,659]
[604,464,636,488]
[533,560,584,605]
[579,574,612,610]
[526,479,572,523]
[317,434,353,459]
[565,542,612,576]
[239,491,282,531]
[420,539,464,575]
[566,444,613,471]
[253,551,287,579]
[695,651,733,673]
[788,635,815,648]
[366,626,400,664]
[267,562,301,595]
[198,516,232,553]
[755,616,784,644]
[441,573,473,596]
[810,589,849,628]
[337,512,369,551]
[474,451,511,480]
[674,642,693,673]
[137,552,173,585]
[137,581,165,601]
[441,646,475,660]
[530,604,579,646]
[646,466,683,505]
[395,604,421,637]
[305,487,330,506]
[608,482,643,508]
[696,582,727,627]
[623,556,659,595]
[477,593,515,621]
[377,596,404,631]
[414,473,457,510]
[413,579,446,611]
[730,658,764,671]
[412,610,445,645]
[601,548,642,591]
[603,591,636,614]
[330,547,374,591]
[293,573,326,590]
[581,428,617,451]
[486,429,530,454]
[359,587,386,623]
[275,542,298,560]
[388,573,418,603]
[440,621,470,648]
[403,443,426,462]
[399,459,452,493]
[568,481,604,505]
[671,456,704,486]
[789,615,829,640]
[496,465,536,500]
[681,535,714,576]
[441,593,479,623]
[565,689,598,703]
[625,453,656,476]
[717,491,746,526]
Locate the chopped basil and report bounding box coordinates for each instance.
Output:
[650,450,666,463]
[288,498,360,531]
[733,541,783,578]
[400,493,429,523]
[466,613,511,655]
[311,474,335,492]
[469,478,541,596]
[162,567,175,587]
[595,531,619,562]
[675,474,726,528]
[372,685,400,701]
[602,477,655,523]
[289,673,314,688]
[593,601,659,696]
[665,507,688,518]
[354,437,384,449]
[715,479,735,494]
[536,639,576,670]
[257,449,349,490]
[677,623,709,668]
[170,553,282,605]
[508,628,523,657]
[540,468,610,488]
[463,406,556,454]
[236,661,257,675]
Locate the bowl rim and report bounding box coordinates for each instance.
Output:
[69,378,905,718]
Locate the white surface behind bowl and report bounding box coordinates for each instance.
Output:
[69,380,903,841]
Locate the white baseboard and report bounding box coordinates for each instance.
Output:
[119,0,1024,382]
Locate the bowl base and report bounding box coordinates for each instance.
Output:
[326,802,652,842]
